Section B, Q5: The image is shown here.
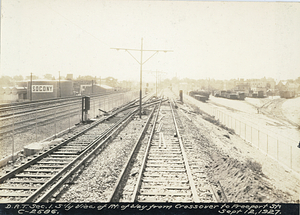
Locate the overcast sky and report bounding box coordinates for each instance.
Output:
[1,0,300,82]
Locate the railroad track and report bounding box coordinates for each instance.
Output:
[0,106,81,137]
[0,91,123,117]
[172,99,228,203]
[0,91,138,143]
[109,94,224,202]
[0,99,80,119]
[0,94,158,203]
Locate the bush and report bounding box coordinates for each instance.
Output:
[246,158,262,174]
[202,115,235,134]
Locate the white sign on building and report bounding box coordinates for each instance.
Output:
[32,85,54,92]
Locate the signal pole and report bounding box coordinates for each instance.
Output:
[112,38,172,118]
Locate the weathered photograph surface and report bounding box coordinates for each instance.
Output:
[0,0,299,209]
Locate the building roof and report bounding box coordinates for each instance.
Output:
[16,87,27,90]
[81,84,113,90]
[20,79,72,82]
[286,82,299,88]
[95,84,113,89]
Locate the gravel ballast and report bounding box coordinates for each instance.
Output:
[57,114,150,202]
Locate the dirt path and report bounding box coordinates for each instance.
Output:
[246,98,299,128]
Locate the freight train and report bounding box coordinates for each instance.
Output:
[188,90,210,102]
[247,90,265,98]
[214,90,246,100]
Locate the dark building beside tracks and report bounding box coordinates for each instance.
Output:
[17,80,73,100]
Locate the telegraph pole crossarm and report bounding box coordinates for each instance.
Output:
[111,38,172,118]
[110,49,173,65]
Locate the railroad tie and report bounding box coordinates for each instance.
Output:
[162,133,166,149]
[15,174,53,178]
[159,132,162,148]
[0,192,30,197]
[0,185,38,190]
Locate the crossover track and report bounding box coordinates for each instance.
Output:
[109,98,217,202]
[0,95,158,203]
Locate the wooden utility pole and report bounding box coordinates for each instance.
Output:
[112,38,172,118]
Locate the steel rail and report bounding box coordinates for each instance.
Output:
[0,91,133,118]
[118,98,167,112]
[217,181,228,202]
[0,92,151,137]
[34,96,160,203]
[0,91,124,111]
[0,96,143,184]
[0,97,79,111]
[28,106,139,203]
[108,100,162,202]
[174,101,219,203]
[0,100,80,120]
[169,100,200,202]
[0,94,155,202]
[131,99,163,202]
[0,108,80,137]
[173,97,229,202]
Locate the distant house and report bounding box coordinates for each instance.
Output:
[277,81,299,98]
[234,82,250,93]
[249,79,266,95]
[286,82,299,93]
[276,81,287,91]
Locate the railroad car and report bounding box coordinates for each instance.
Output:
[214,91,221,97]
[213,90,245,100]
[238,92,246,100]
[194,95,207,102]
[220,91,227,98]
[257,90,265,98]
[227,93,238,100]
[248,90,265,98]
[189,90,210,102]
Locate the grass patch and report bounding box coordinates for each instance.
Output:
[246,158,264,175]
[202,114,235,134]
[188,104,203,115]
[188,103,235,134]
